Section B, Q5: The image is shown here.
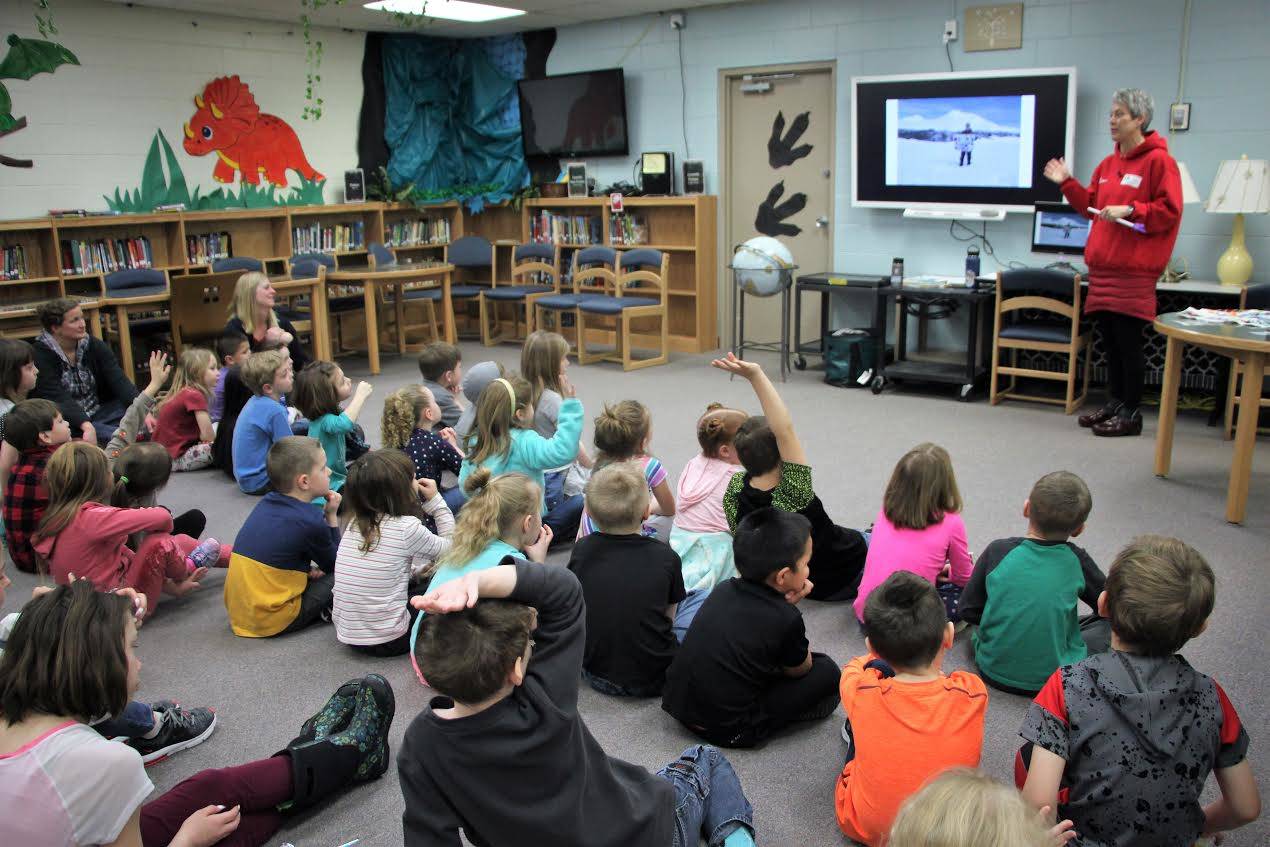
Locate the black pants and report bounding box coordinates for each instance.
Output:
[170,509,206,541]
[1095,312,1148,412]
[692,652,840,748]
[959,150,971,166]
[280,572,334,635]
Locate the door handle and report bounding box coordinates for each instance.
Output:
[815,216,829,228]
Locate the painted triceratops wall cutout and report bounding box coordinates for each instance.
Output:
[183,75,323,187]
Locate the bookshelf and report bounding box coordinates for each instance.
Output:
[0,196,719,354]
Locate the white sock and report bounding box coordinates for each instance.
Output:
[142,710,165,739]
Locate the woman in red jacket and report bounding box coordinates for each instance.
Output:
[1043,88,1182,437]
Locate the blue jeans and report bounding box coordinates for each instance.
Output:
[658,745,754,847]
[582,669,663,698]
[90,400,127,446]
[441,486,465,515]
[543,493,584,545]
[672,588,710,643]
[93,700,155,739]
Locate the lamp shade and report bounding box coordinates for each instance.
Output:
[1205,156,1270,214]
[1176,161,1202,205]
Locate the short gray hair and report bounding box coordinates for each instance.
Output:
[1113,88,1154,131]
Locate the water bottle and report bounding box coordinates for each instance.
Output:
[890,257,904,285]
[965,246,980,287]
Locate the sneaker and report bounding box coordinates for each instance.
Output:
[127,704,217,765]
[184,538,221,574]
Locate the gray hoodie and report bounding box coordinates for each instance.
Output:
[454,360,504,442]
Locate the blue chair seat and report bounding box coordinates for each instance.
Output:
[106,284,168,301]
[450,285,487,299]
[536,293,586,310]
[577,295,660,315]
[483,285,554,302]
[998,322,1073,344]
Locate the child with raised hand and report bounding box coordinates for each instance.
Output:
[958,471,1110,696]
[407,468,552,680]
[853,443,972,623]
[210,330,250,423]
[400,560,757,847]
[522,329,592,499]
[334,449,454,657]
[1017,536,1261,847]
[576,399,674,541]
[889,769,1075,847]
[718,353,869,601]
[292,360,373,496]
[836,571,989,845]
[32,442,216,617]
[101,348,170,465]
[669,402,748,591]
[381,384,464,514]
[459,371,584,542]
[153,348,219,472]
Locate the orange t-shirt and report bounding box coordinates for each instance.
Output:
[834,655,989,845]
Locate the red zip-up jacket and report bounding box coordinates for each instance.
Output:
[1060,131,1182,322]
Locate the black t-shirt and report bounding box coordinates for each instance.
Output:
[661,576,808,733]
[568,532,686,691]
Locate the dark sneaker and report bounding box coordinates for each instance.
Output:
[291,679,362,748]
[127,704,217,765]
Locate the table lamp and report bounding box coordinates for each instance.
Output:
[1205,155,1270,286]
[1177,161,1202,206]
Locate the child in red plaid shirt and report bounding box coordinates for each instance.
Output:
[2,399,72,573]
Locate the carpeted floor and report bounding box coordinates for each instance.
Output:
[6,342,1267,846]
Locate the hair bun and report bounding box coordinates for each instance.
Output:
[704,401,724,412]
[464,466,493,496]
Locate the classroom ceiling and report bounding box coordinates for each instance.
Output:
[103,0,745,37]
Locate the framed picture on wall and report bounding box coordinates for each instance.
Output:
[1169,102,1191,132]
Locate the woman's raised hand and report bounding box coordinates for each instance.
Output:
[1043,158,1071,185]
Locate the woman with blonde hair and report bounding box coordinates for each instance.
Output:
[889,768,1075,847]
[224,271,309,367]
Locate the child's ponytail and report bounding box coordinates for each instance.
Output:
[432,469,538,572]
[109,442,173,508]
[593,399,650,470]
[468,374,532,466]
[696,402,747,458]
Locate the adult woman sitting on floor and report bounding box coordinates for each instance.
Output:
[0,580,395,847]
[224,272,309,369]
[31,298,137,445]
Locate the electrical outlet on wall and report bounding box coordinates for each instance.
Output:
[943,19,958,44]
[670,12,685,30]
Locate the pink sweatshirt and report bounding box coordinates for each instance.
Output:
[853,509,972,622]
[33,503,173,591]
[672,454,738,533]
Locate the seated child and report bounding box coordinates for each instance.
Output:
[836,571,989,845]
[381,384,464,515]
[568,463,696,698]
[889,768,1070,847]
[1017,535,1260,847]
[669,402,748,591]
[104,350,172,467]
[231,349,294,494]
[111,441,217,557]
[0,339,40,495]
[417,341,462,430]
[576,400,674,541]
[662,508,839,748]
[211,362,252,476]
[334,449,454,657]
[717,354,867,601]
[292,360,373,496]
[2,399,72,573]
[401,561,757,847]
[152,348,218,472]
[958,471,1109,695]
[224,436,341,637]
[522,330,592,502]
[454,359,503,442]
[210,330,250,423]
[32,442,216,617]
[853,443,973,622]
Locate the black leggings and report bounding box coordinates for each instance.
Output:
[692,653,840,748]
[1095,312,1148,412]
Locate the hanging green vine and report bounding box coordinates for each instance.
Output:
[33,0,58,38]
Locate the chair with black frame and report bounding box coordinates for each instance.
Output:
[535,246,618,354]
[102,268,172,379]
[989,267,1091,414]
[1223,282,1270,439]
[371,242,441,349]
[577,248,669,371]
[447,235,496,338]
[292,252,361,355]
[480,242,560,346]
[210,256,264,274]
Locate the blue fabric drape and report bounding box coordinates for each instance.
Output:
[383,34,530,212]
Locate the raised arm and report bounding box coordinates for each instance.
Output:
[711,353,806,465]
[344,381,374,424]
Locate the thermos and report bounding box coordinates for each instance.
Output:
[891,257,904,285]
[965,246,980,287]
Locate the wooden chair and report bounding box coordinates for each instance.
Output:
[292,252,361,355]
[989,268,1091,414]
[371,242,441,349]
[480,242,559,346]
[102,268,172,378]
[577,248,669,371]
[447,235,496,338]
[536,246,618,354]
[1223,282,1270,439]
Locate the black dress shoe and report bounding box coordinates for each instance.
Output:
[1092,413,1143,437]
[1078,405,1120,428]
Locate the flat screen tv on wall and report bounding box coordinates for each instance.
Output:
[518,68,630,158]
[852,67,1077,217]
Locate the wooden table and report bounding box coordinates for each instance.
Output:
[1153,312,1268,524]
[325,260,454,375]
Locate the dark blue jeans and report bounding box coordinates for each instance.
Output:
[543,493,584,545]
[658,745,754,847]
[94,700,155,739]
[90,399,127,446]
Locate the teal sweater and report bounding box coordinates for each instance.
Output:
[458,397,583,514]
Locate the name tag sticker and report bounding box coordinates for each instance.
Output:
[1120,173,1142,188]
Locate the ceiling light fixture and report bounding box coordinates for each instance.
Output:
[364,0,525,22]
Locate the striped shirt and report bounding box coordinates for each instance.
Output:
[332,497,454,646]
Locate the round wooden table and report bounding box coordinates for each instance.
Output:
[1153,311,1268,524]
[325,260,455,374]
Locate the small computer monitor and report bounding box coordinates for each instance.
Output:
[1032,201,1091,254]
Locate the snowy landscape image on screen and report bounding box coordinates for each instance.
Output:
[885,95,1034,188]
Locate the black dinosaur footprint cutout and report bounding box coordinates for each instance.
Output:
[768,110,813,169]
[754,180,806,237]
